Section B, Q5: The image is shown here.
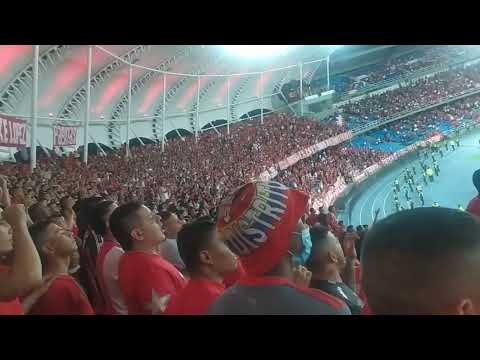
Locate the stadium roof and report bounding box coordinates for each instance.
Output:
[0,45,394,122]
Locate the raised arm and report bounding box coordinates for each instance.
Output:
[0,204,42,300]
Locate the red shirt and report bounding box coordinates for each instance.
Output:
[72,224,79,238]
[118,251,187,315]
[0,265,24,315]
[467,196,480,218]
[165,276,225,315]
[30,275,94,315]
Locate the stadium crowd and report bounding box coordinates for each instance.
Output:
[3,48,480,316]
[341,62,480,127]
[286,45,471,99]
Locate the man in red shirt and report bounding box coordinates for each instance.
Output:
[466,169,480,218]
[92,200,128,315]
[165,217,238,315]
[110,202,187,315]
[28,220,94,315]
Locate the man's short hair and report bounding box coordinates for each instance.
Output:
[91,200,116,236]
[29,202,51,224]
[177,217,216,274]
[159,211,173,222]
[362,207,480,314]
[29,220,56,260]
[109,201,144,251]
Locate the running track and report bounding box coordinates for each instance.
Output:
[339,127,480,226]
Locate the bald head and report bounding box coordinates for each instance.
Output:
[362,207,480,315]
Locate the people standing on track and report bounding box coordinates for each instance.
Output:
[419,191,425,207]
[431,153,436,162]
[450,140,456,151]
[394,179,400,193]
[445,141,449,151]
[439,148,444,158]
[455,138,460,147]
[403,171,408,183]
[407,178,414,192]
[415,183,422,194]
[420,160,426,173]
[394,199,400,213]
[426,167,434,183]
[422,171,428,186]
[404,186,410,201]
[412,166,416,176]
[433,160,440,176]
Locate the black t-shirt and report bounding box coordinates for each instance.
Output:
[310,280,364,315]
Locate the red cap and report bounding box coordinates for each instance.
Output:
[217,181,309,276]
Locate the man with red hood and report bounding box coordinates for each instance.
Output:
[207,180,350,315]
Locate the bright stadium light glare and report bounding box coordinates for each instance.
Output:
[223,45,292,58]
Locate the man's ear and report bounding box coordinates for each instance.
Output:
[130,228,144,242]
[199,250,213,266]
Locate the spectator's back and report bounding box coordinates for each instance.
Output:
[208,277,350,315]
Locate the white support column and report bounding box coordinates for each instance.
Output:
[29,45,39,173]
[162,73,166,152]
[326,55,330,91]
[299,63,304,116]
[195,75,200,142]
[260,72,264,125]
[226,77,230,135]
[126,64,132,158]
[83,45,92,164]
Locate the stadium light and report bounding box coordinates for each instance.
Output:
[223,45,292,59]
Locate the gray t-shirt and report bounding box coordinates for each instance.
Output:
[158,238,185,271]
[208,277,351,315]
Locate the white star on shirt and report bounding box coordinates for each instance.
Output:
[147,290,171,315]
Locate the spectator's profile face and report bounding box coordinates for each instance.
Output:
[12,188,25,202]
[135,206,165,246]
[0,221,13,256]
[164,213,184,235]
[44,224,78,258]
[207,229,238,275]
[328,232,346,270]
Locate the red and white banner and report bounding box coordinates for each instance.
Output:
[53,125,78,147]
[0,115,27,147]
